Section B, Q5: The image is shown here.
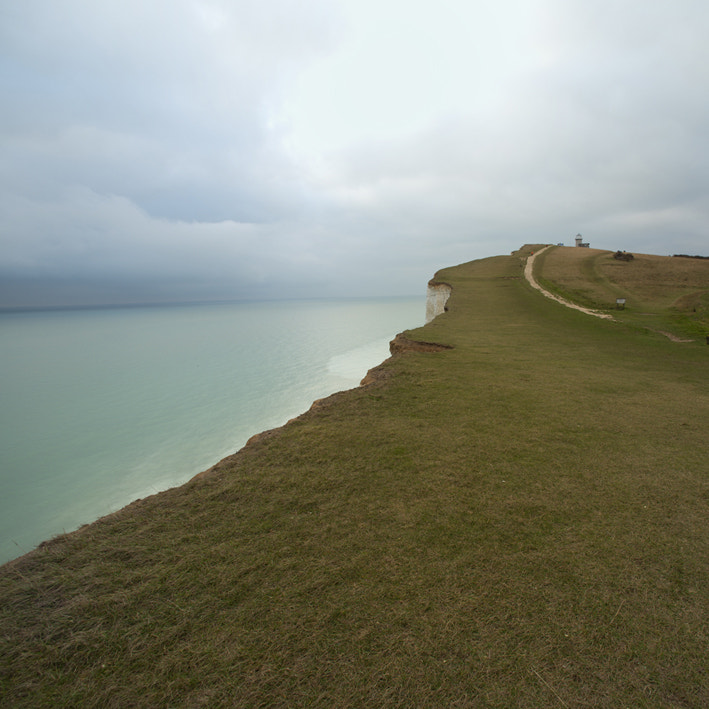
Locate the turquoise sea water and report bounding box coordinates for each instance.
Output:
[0,296,424,564]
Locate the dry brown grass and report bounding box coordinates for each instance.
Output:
[600,252,708,307]
[535,246,709,339]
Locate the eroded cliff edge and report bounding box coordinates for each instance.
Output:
[425,280,452,323]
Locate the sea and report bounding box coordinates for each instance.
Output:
[0,296,424,564]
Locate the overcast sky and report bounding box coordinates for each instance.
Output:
[1,0,708,306]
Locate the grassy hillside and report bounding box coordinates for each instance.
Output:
[534,245,709,340]
[2,247,708,708]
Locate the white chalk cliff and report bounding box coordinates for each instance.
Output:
[425,282,452,323]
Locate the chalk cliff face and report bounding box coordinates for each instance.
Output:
[425,281,452,323]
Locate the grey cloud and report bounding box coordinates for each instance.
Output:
[1,0,337,219]
[318,1,709,256]
[1,0,708,308]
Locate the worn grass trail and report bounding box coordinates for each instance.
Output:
[2,248,708,707]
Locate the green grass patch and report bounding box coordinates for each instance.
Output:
[2,250,709,707]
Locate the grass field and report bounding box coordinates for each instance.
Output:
[1,247,708,707]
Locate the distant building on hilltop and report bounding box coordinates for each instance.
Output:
[575,234,590,248]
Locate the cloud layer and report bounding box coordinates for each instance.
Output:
[2,0,708,306]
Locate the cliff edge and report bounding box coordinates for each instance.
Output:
[2,249,708,707]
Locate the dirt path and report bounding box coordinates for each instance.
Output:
[524,246,615,321]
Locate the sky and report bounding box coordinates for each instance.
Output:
[1,0,708,307]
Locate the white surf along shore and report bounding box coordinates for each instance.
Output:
[238,287,452,455]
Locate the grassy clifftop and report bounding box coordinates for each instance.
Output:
[2,248,708,707]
